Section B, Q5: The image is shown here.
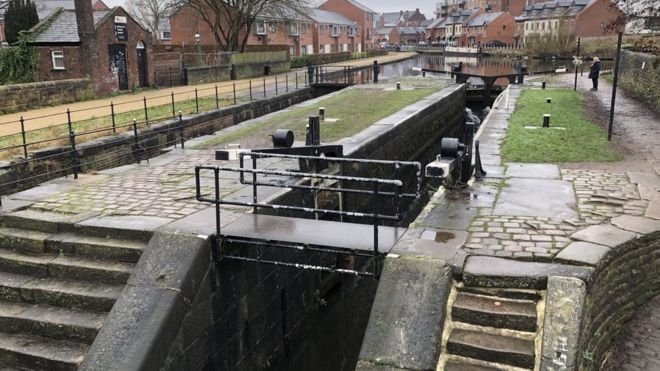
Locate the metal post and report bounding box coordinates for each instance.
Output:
[69,129,78,180]
[249,80,253,100]
[574,37,580,91]
[233,83,237,105]
[179,111,185,148]
[171,93,175,118]
[296,73,298,90]
[372,182,379,277]
[66,109,78,179]
[215,85,219,109]
[143,97,149,124]
[133,119,141,164]
[195,88,199,113]
[275,76,278,95]
[263,78,266,97]
[110,102,117,133]
[252,156,258,214]
[608,32,623,141]
[19,116,28,158]
[285,74,288,92]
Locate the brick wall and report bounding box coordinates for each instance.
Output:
[0,79,94,115]
[577,231,660,370]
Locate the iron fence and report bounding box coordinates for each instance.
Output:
[194,152,422,277]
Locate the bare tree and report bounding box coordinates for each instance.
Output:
[186,0,309,52]
[608,0,660,31]
[126,0,178,40]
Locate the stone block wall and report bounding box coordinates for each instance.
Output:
[577,231,660,370]
[0,79,94,115]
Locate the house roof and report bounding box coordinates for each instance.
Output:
[468,12,502,27]
[376,27,395,35]
[306,8,355,26]
[345,0,376,14]
[30,8,111,43]
[381,12,402,26]
[399,26,425,34]
[34,0,104,19]
[517,0,590,21]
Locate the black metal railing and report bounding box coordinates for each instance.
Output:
[194,153,422,277]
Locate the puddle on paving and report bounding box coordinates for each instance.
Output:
[422,230,456,243]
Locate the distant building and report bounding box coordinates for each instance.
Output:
[26,6,152,95]
[515,0,623,45]
[318,0,377,51]
[465,11,516,45]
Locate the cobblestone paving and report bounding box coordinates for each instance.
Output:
[602,293,660,371]
[462,168,646,261]
[464,215,576,261]
[563,169,647,224]
[29,150,220,219]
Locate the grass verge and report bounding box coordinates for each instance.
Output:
[502,88,621,163]
[193,86,437,149]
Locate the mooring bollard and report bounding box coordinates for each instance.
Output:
[319,107,325,121]
[547,97,552,104]
[396,82,401,90]
[542,81,546,89]
[543,114,551,128]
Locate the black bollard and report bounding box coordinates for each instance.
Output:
[543,114,551,128]
[542,81,546,89]
[373,60,380,83]
[547,98,552,104]
[319,107,325,121]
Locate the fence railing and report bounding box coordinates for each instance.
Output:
[194,151,422,276]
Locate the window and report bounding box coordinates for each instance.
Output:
[160,30,171,40]
[287,22,299,35]
[347,26,355,37]
[269,23,277,33]
[256,21,266,35]
[331,25,339,36]
[51,51,65,70]
[502,25,506,30]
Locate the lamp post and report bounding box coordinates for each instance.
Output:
[194,32,201,64]
[573,37,580,91]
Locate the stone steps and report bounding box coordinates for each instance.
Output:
[441,286,542,370]
[0,248,133,284]
[451,292,537,332]
[0,331,87,371]
[0,218,150,370]
[446,328,535,369]
[0,271,122,312]
[0,301,104,343]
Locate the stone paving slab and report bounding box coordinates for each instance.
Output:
[462,256,593,289]
[570,224,637,248]
[611,215,660,234]
[506,163,560,179]
[494,178,577,220]
[553,241,611,267]
[647,200,660,220]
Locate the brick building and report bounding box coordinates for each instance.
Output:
[318,0,376,51]
[27,6,152,95]
[515,0,623,45]
[465,11,515,45]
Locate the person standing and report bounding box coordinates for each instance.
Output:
[588,57,601,91]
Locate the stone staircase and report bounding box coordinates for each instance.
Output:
[0,211,148,370]
[440,284,544,370]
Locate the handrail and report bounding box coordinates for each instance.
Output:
[194,154,421,277]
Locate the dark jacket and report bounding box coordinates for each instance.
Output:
[589,61,601,79]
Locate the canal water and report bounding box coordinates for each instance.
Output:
[339,54,560,84]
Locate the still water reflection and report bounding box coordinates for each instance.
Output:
[328,55,563,84]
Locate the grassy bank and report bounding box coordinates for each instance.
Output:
[502,88,620,163]
[194,83,439,149]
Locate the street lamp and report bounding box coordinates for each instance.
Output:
[194,32,201,64]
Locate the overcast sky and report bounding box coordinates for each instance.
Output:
[105,0,438,20]
[311,0,437,19]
